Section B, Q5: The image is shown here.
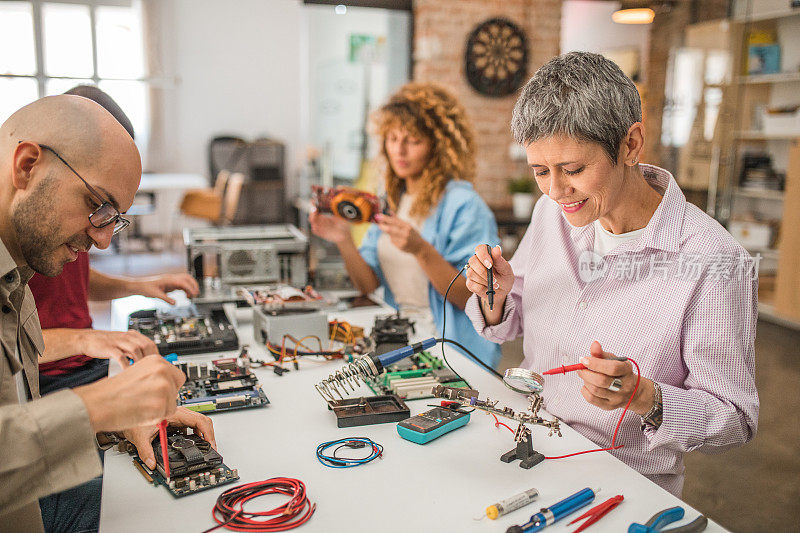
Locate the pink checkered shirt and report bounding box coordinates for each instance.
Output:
[466,164,759,496]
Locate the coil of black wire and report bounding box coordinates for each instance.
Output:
[200,477,315,532]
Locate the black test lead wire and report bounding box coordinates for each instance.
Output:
[438,263,504,383]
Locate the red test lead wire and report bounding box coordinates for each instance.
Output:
[542,363,586,375]
[202,477,316,533]
[489,358,642,461]
[543,353,628,375]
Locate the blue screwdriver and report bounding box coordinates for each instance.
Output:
[507,487,597,533]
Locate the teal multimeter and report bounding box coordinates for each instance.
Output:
[396,406,470,444]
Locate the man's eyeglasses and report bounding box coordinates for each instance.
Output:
[35,143,130,235]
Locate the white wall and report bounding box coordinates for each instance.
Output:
[149,0,409,192]
[305,4,410,180]
[561,0,650,81]
[152,0,305,183]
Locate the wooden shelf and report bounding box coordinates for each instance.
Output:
[733,9,800,23]
[758,302,800,330]
[734,131,799,141]
[746,247,780,260]
[736,72,800,84]
[733,187,784,200]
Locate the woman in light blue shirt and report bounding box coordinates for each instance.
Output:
[310,82,501,367]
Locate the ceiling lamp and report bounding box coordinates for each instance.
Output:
[612,1,655,24]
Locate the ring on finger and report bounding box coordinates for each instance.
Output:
[608,377,623,393]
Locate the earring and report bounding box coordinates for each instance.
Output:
[632,158,638,165]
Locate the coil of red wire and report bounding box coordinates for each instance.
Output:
[201,477,315,533]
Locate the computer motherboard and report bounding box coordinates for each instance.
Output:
[364,350,469,400]
[128,305,239,356]
[175,354,269,414]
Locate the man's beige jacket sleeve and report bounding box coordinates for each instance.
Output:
[0,390,102,514]
[0,278,102,518]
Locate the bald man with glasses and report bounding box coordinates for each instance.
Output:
[30,86,198,397]
[0,96,214,533]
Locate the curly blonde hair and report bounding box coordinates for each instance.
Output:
[372,82,476,219]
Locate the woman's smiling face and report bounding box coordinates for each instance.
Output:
[525,134,626,228]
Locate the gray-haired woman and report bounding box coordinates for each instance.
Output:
[464,52,758,495]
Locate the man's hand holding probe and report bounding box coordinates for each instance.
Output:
[73,354,215,464]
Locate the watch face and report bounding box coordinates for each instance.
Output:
[465,18,528,97]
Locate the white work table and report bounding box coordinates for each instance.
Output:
[100,297,726,533]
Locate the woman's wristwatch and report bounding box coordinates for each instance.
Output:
[641,381,663,429]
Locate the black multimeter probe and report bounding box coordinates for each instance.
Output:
[485,244,494,310]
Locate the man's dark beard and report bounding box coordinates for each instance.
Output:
[11,175,72,277]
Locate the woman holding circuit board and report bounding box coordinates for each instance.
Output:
[310,82,502,367]
[465,52,759,496]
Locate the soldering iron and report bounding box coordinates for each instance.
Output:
[315,338,437,401]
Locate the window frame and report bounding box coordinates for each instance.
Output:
[0,0,142,96]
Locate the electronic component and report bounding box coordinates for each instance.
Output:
[315,338,436,401]
[364,351,469,400]
[185,224,308,297]
[397,405,471,444]
[371,313,415,355]
[124,428,239,498]
[253,307,329,349]
[328,320,365,344]
[176,354,269,414]
[128,305,238,356]
[316,437,384,468]
[327,395,410,428]
[334,294,382,310]
[311,185,386,223]
[240,284,332,312]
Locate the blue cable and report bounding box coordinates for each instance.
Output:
[316,437,383,468]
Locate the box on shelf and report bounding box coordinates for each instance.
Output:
[729,220,774,250]
[748,44,781,74]
[760,107,800,135]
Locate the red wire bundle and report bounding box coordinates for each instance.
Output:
[490,358,642,460]
[202,478,316,532]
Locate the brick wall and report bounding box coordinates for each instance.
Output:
[413,0,562,207]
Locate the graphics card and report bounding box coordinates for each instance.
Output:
[311,185,386,223]
[126,428,239,498]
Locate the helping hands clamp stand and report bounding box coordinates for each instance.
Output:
[431,368,561,469]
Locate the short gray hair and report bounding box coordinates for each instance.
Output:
[511,51,642,163]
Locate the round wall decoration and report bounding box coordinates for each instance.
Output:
[464,18,528,97]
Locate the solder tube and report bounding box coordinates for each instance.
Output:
[486,488,539,519]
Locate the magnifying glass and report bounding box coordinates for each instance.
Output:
[502,368,544,395]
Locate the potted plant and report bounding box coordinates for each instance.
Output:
[509,176,536,219]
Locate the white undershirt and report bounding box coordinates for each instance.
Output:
[377,195,433,327]
[593,219,645,256]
